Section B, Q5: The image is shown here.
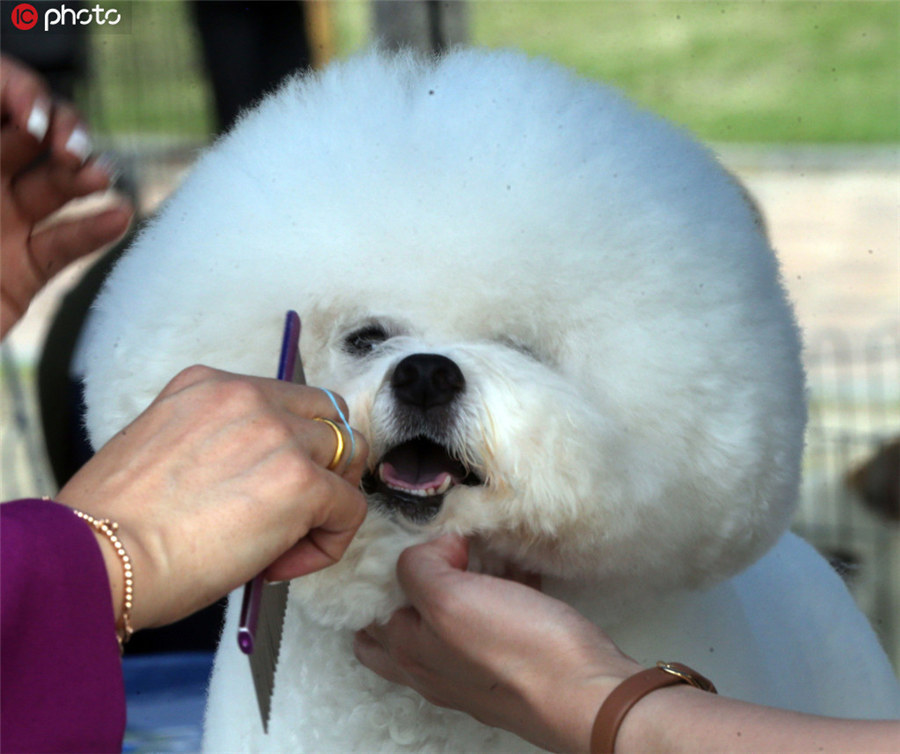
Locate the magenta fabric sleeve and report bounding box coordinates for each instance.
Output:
[1,498,126,752]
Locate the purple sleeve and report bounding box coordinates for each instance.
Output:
[1,499,126,753]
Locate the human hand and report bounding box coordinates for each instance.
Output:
[56,365,368,631]
[0,54,132,337]
[354,535,643,753]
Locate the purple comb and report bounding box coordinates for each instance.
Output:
[237,310,304,732]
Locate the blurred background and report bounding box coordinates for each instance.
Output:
[1,1,897,750]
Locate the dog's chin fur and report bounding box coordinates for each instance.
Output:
[76,49,900,746]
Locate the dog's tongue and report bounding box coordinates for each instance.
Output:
[380,439,463,491]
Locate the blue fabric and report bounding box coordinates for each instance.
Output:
[123,653,214,753]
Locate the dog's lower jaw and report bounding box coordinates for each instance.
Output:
[362,479,445,526]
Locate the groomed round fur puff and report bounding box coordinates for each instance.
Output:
[83,48,805,619]
[83,48,900,751]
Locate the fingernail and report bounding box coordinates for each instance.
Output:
[65,125,93,163]
[26,98,50,141]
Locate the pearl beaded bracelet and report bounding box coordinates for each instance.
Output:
[72,509,134,652]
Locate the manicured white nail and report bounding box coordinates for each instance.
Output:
[26,99,50,141]
[65,125,93,163]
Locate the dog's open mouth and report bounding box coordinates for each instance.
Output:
[363,436,481,523]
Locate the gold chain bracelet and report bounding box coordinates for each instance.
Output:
[72,509,134,652]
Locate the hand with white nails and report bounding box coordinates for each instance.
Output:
[0,54,133,337]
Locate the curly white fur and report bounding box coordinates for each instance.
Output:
[81,49,900,751]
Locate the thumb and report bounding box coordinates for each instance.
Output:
[396,533,470,606]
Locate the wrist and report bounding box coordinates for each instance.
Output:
[89,527,124,622]
[534,641,643,753]
[536,658,642,753]
[614,684,711,754]
[589,663,718,754]
[70,509,136,649]
[570,675,630,754]
[498,660,637,753]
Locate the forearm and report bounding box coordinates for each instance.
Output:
[616,684,900,754]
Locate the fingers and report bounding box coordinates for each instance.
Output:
[1,54,51,129]
[0,203,132,336]
[159,365,349,418]
[358,608,419,657]
[2,54,94,182]
[1,55,52,175]
[313,414,368,483]
[158,365,368,480]
[353,628,402,683]
[395,534,470,610]
[0,57,122,338]
[353,607,423,685]
[46,102,92,167]
[265,479,368,580]
[108,365,373,584]
[30,202,132,273]
[278,411,367,483]
[0,121,45,177]
[10,156,116,222]
[362,537,547,678]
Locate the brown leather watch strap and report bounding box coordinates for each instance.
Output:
[590,662,717,754]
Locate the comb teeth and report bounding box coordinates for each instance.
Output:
[246,581,289,732]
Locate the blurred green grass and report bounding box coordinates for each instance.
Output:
[88,0,215,137]
[91,0,899,144]
[468,0,900,143]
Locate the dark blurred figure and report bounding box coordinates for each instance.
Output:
[190,1,312,132]
[373,0,468,54]
[846,438,900,524]
[0,0,88,99]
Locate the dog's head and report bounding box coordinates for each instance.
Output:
[83,50,806,628]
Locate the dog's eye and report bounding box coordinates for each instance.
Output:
[343,325,390,356]
[498,336,542,363]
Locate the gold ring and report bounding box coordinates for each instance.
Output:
[314,417,345,471]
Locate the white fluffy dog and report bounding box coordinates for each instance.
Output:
[82,50,900,751]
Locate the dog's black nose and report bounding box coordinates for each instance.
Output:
[391,353,465,409]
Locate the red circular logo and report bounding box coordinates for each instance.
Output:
[11,3,38,30]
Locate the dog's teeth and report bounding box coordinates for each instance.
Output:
[381,472,455,497]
